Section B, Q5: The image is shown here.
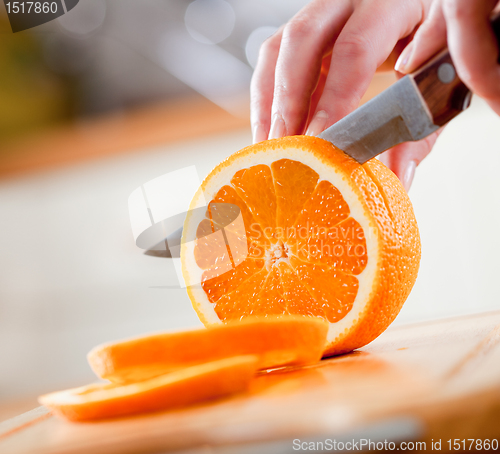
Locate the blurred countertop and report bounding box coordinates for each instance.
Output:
[0,96,249,178]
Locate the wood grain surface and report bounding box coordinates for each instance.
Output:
[1,311,500,454]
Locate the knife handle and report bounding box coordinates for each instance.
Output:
[410,11,500,127]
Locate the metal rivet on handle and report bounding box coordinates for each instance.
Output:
[438,63,456,84]
[463,91,472,110]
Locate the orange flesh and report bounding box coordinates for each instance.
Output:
[196,159,368,322]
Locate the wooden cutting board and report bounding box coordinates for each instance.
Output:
[1,311,500,454]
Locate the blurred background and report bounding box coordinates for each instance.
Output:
[0,0,301,144]
[1,0,500,421]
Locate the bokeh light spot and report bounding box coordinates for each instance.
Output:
[185,0,235,45]
[245,26,278,68]
[58,0,106,36]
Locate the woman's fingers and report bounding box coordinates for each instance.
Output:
[251,0,436,149]
[307,0,428,136]
[268,0,353,139]
[379,129,442,191]
[398,0,500,116]
[250,27,283,143]
[308,52,333,127]
[395,0,447,73]
[443,0,500,113]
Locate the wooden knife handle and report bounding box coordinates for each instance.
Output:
[411,11,500,127]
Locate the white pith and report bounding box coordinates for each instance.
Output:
[181,146,380,344]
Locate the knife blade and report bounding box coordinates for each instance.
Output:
[318,74,441,163]
[320,11,500,163]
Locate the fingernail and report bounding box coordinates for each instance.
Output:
[269,113,286,139]
[402,160,417,192]
[394,42,414,73]
[305,110,329,136]
[252,123,267,143]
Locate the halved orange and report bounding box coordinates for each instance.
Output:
[39,356,258,421]
[88,316,328,383]
[181,136,420,356]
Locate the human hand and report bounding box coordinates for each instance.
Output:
[396,0,500,117]
[250,0,436,191]
[386,0,500,189]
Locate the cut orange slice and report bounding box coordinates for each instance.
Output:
[181,136,421,356]
[88,316,328,383]
[39,356,258,421]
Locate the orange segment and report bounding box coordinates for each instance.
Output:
[271,159,319,238]
[213,269,269,320]
[182,136,421,356]
[277,261,326,318]
[252,265,287,316]
[290,257,359,323]
[194,216,235,274]
[290,217,368,275]
[210,185,270,259]
[231,165,277,241]
[291,180,350,235]
[87,316,329,384]
[202,257,265,303]
[39,356,258,421]
[196,218,213,237]
[213,266,288,319]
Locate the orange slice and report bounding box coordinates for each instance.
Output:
[181,136,421,356]
[39,356,258,421]
[88,316,328,383]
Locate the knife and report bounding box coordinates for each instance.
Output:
[320,11,500,163]
[146,12,500,257]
